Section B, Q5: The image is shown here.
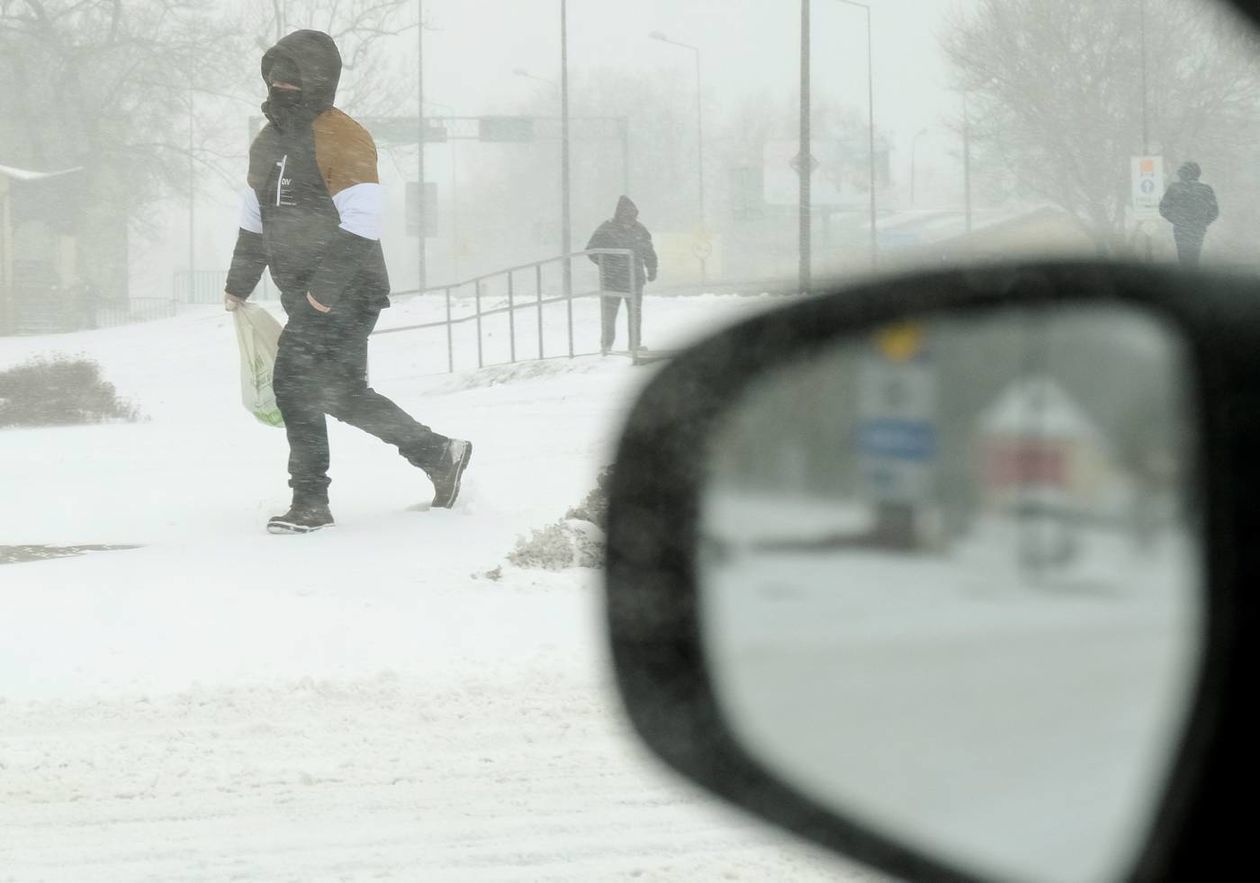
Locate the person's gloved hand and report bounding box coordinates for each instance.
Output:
[224,293,244,311]
[647,269,657,282]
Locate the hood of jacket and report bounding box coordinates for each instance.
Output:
[260,30,341,116]
[613,195,639,224]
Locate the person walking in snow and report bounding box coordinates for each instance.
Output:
[223,30,472,534]
[1159,161,1219,267]
[585,196,658,354]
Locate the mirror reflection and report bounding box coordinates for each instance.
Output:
[698,304,1202,883]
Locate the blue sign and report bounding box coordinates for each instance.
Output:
[857,418,937,461]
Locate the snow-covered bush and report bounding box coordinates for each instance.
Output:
[0,356,139,427]
[506,468,612,571]
[508,519,605,570]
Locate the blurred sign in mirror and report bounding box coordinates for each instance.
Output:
[698,304,1202,883]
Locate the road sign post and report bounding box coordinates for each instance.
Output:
[857,323,937,549]
[1132,155,1164,261]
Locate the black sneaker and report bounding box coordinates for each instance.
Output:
[267,502,335,534]
[430,439,473,509]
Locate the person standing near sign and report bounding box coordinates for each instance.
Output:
[1159,161,1219,267]
[223,30,472,533]
[586,196,658,354]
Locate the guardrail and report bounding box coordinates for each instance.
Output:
[372,249,641,374]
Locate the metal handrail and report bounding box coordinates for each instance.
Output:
[380,248,636,305]
[371,248,640,374]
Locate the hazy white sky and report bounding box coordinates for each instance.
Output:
[153,1,974,292]
[422,0,968,148]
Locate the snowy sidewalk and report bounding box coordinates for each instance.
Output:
[0,295,863,880]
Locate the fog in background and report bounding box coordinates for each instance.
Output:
[4,0,1260,310]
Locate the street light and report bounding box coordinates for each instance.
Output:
[833,0,877,268]
[799,0,812,294]
[649,29,707,280]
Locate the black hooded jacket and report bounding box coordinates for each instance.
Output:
[1159,180,1219,235]
[225,30,390,314]
[586,196,658,293]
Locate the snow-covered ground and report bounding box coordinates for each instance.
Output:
[0,293,874,881]
[700,490,1203,883]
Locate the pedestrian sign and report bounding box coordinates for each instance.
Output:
[1131,156,1164,222]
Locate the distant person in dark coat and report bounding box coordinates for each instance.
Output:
[1159,161,1219,267]
[585,196,658,354]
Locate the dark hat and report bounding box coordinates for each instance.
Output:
[1178,161,1202,182]
[614,195,639,223]
[261,31,342,110]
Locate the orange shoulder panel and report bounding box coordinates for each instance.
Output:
[313,108,379,197]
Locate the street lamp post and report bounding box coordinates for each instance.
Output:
[962,93,973,233]
[561,0,572,298]
[188,91,195,299]
[649,29,707,281]
[834,0,877,268]
[417,0,427,291]
[1139,0,1153,261]
[800,0,812,294]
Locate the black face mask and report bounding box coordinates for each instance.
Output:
[263,85,313,132]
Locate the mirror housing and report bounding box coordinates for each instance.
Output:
[604,262,1260,881]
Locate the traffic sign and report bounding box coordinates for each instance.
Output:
[1131,155,1164,222]
[360,117,448,145]
[857,329,937,504]
[479,116,535,142]
[790,152,821,176]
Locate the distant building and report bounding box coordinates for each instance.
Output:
[0,164,85,335]
[876,205,1095,266]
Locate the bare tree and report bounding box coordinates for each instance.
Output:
[0,0,422,303]
[238,0,419,118]
[0,0,244,299]
[943,0,1260,252]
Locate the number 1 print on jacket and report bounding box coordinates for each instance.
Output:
[225,29,390,317]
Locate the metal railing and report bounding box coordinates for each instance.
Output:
[372,249,640,374]
[3,293,179,335]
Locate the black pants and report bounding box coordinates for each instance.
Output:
[272,303,448,500]
[1174,228,1205,267]
[600,289,642,352]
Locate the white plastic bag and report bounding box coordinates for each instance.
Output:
[233,302,284,428]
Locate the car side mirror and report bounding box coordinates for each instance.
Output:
[603,262,1258,882]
